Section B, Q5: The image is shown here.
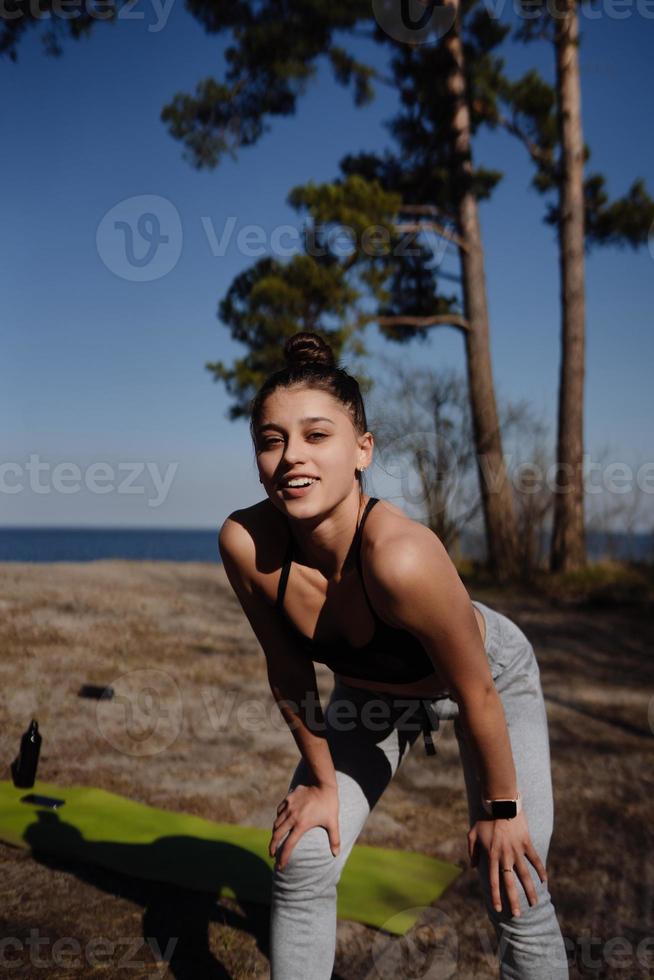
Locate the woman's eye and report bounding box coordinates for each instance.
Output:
[308,432,326,440]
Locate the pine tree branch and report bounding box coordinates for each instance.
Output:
[494,110,552,168]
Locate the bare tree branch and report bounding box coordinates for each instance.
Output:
[377,314,469,331]
[394,221,467,251]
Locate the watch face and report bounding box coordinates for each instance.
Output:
[492,800,517,819]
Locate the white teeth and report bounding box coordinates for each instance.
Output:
[284,477,317,488]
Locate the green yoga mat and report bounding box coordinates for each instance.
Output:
[0,779,461,935]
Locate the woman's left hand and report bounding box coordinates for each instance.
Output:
[467,811,548,917]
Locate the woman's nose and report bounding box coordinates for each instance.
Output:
[281,439,305,463]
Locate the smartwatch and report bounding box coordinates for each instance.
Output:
[482,790,522,819]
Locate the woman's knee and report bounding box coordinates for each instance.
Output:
[491,885,570,978]
[474,864,568,972]
[272,825,345,898]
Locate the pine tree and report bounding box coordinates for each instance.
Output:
[489,3,654,571]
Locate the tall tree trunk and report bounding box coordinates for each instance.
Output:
[443,2,520,581]
[550,0,587,572]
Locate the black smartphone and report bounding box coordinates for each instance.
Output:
[20,793,66,809]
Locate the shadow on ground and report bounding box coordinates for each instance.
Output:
[21,810,274,979]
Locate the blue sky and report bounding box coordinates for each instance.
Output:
[2,4,653,529]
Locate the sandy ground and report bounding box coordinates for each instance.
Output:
[0,560,653,979]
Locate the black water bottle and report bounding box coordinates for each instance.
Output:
[11,719,42,788]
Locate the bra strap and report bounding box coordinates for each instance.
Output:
[354,496,379,591]
[275,537,294,610]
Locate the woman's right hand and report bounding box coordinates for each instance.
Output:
[270,783,341,872]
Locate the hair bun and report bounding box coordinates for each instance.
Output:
[283,332,336,371]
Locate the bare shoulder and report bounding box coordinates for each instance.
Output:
[363,499,453,611]
[218,498,286,589]
[218,501,311,669]
[361,503,481,661]
[365,497,446,561]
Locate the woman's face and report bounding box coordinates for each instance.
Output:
[254,385,372,513]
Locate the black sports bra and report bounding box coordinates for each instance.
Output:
[275,496,448,687]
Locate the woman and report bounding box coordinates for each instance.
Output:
[219,331,568,979]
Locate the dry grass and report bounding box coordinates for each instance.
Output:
[0,560,653,979]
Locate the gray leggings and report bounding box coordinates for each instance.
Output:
[269,600,569,979]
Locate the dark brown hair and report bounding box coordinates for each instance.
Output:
[249,332,369,487]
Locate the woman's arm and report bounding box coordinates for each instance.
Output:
[362,521,517,800]
[363,522,548,916]
[218,514,338,790]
